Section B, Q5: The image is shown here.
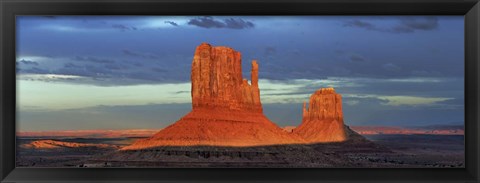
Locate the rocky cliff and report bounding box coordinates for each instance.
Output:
[122,43,302,150]
[294,88,347,143]
[191,43,262,112]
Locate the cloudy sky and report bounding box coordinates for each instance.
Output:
[16,16,464,131]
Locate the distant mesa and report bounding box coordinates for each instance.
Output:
[293,88,347,143]
[17,129,159,138]
[20,140,119,149]
[350,125,465,135]
[122,43,304,150]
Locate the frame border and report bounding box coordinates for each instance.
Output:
[1,0,479,182]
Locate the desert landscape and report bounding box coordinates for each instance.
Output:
[16,43,465,168]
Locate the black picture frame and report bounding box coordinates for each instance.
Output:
[1,0,479,182]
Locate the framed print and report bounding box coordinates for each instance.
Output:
[1,0,479,182]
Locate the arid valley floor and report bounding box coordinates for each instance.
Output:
[16,132,464,168]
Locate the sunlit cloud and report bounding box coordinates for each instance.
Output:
[378,96,453,106]
[384,78,446,83]
[31,17,191,32]
[16,55,51,62]
[38,25,79,32]
[18,74,85,80]
[140,17,189,29]
[344,94,453,106]
[345,100,360,106]
[36,24,110,32]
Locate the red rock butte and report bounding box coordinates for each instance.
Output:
[293,88,347,143]
[122,43,303,150]
[191,43,262,113]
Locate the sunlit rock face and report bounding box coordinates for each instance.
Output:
[294,88,347,143]
[122,43,302,150]
[191,43,262,113]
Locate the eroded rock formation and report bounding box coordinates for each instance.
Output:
[191,43,262,112]
[122,43,302,150]
[294,88,347,143]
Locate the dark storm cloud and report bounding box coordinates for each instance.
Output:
[164,21,178,26]
[188,17,254,29]
[51,64,172,86]
[349,54,366,62]
[188,17,224,28]
[54,61,171,84]
[56,64,113,78]
[16,54,190,86]
[111,24,137,31]
[392,17,439,33]
[61,63,117,78]
[73,56,115,64]
[343,20,376,30]
[122,49,160,60]
[258,44,459,81]
[19,67,50,74]
[223,18,255,29]
[17,16,462,84]
[344,17,439,33]
[18,59,39,66]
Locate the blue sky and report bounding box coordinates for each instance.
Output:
[16,16,464,131]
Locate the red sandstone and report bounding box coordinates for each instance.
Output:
[293,88,347,143]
